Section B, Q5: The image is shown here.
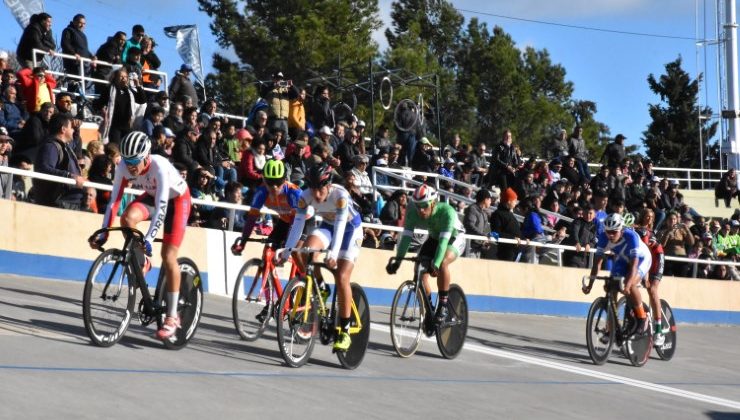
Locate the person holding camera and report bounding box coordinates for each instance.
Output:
[94,67,147,145]
[657,210,695,277]
[262,71,292,142]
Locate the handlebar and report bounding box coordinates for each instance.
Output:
[88,227,161,252]
[581,275,625,294]
[281,247,331,255]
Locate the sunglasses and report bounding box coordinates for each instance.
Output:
[264,177,284,187]
[123,157,143,166]
[416,201,432,209]
[605,230,620,236]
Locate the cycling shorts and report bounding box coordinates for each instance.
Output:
[310,221,363,262]
[268,217,316,246]
[128,190,191,247]
[611,255,651,282]
[418,236,466,261]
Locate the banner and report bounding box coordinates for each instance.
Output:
[163,24,205,85]
[3,0,45,28]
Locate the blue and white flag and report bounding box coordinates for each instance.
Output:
[3,0,45,28]
[163,24,205,85]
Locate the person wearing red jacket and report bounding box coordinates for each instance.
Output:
[635,208,667,346]
[17,66,57,114]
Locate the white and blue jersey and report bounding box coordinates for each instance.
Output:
[595,228,652,279]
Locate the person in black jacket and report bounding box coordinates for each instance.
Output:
[92,31,126,93]
[600,133,626,169]
[310,85,333,130]
[93,67,147,144]
[61,14,95,78]
[490,130,518,190]
[563,204,597,268]
[16,13,56,68]
[15,102,55,161]
[490,187,521,261]
[173,128,201,173]
[464,189,494,258]
[411,137,435,172]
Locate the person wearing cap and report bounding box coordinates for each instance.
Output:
[0,50,8,72]
[411,137,436,172]
[169,63,199,106]
[261,71,291,141]
[122,24,146,63]
[656,210,694,277]
[490,187,521,261]
[283,132,310,186]
[548,159,562,183]
[355,119,367,153]
[463,189,494,258]
[17,65,57,114]
[601,133,626,169]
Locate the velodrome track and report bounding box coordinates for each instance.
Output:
[1,274,739,419]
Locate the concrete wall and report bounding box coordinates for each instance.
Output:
[2,199,739,324]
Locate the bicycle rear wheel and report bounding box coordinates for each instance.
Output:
[655,299,677,361]
[394,98,418,132]
[436,284,468,359]
[276,277,318,368]
[155,257,204,350]
[232,259,273,341]
[585,297,614,365]
[336,283,371,369]
[390,280,425,358]
[83,249,136,347]
[620,300,652,367]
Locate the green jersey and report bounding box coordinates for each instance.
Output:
[396,201,465,268]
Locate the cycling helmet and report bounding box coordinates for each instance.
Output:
[604,213,624,231]
[305,162,333,189]
[120,131,151,163]
[263,159,286,180]
[412,184,438,204]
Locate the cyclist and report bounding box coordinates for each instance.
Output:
[634,208,666,346]
[279,163,363,352]
[89,131,191,341]
[587,213,652,337]
[386,184,466,325]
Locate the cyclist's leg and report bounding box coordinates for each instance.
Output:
[335,224,362,320]
[437,236,465,292]
[160,191,190,321]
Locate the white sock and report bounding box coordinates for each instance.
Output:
[167,292,179,319]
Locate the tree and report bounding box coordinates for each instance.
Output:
[643,57,717,168]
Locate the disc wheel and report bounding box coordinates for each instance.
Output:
[82,249,136,347]
[155,257,204,350]
[276,277,318,368]
[586,297,614,365]
[390,280,425,358]
[617,298,652,367]
[654,299,677,361]
[336,283,371,369]
[232,259,274,341]
[394,98,419,132]
[436,284,468,359]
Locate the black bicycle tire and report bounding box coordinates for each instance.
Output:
[390,280,425,358]
[394,99,418,133]
[332,102,354,126]
[436,284,468,359]
[340,90,358,111]
[619,300,652,367]
[586,297,614,365]
[83,249,136,347]
[336,283,371,369]
[417,93,425,127]
[379,76,393,110]
[654,299,677,361]
[232,259,272,341]
[155,257,204,350]
[276,277,317,368]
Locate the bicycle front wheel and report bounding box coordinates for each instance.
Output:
[82,249,136,347]
[233,259,273,341]
[156,257,204,350]
[436,284,468,359]
[655,299,677,361]
[276,277,318,368]
[586,297,614,365]
[390,280,425,358]
[337,283,371,370]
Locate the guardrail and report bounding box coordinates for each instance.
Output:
[586,163,723,190]
[2,164,736,279]
[32,48,169,98]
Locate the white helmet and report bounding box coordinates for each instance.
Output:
[604,213,624,231]
[120,131,151,163]
[412,184,438,205]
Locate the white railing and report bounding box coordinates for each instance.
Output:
[32,49,169,98]
[586,162,723,190]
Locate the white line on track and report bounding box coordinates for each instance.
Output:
[371,322,740,411]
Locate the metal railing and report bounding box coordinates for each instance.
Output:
[586,162,724,190]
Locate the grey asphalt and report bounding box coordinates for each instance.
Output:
[1,274,739,419]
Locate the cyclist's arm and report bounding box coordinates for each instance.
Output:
[282,196,309,254]
[589,231,608,277]
[239,187,267,240]
[144,162,170,244]
[102,162,128,229]
[395,206,417,260]
[327,196,350,260]
[432,206,458,269]
[625,231,642,286]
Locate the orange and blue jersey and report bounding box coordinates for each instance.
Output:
[240,182,302,239]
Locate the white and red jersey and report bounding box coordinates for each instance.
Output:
[102,154,188,243]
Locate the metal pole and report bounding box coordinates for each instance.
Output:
[435,73,442,151]
[369,57,376,153]
[724,0,740,170]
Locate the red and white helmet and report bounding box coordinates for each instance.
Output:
[412,184,438,205]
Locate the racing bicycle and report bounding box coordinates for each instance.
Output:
[83,227,203,349]
[388,256,468,359]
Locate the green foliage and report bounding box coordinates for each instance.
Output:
[642,57,717,168]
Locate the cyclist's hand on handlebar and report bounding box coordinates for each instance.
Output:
[89,232,108,249]
[429,265,440,278]
[231,237,245,256]
[385,258,400,275]
[142,240,153,257]
[325,257,338,270]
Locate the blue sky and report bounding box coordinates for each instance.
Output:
[0,0,726,157]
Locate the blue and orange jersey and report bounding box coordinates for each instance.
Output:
[248,182,302,224]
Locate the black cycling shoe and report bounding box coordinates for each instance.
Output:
[627,317,648,337]
[255,306,270,323]
[434,304,449,325]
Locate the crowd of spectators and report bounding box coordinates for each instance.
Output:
[0,12,738,280]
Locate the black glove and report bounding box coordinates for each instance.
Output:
[386,258,400,275]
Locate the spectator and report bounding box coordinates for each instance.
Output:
[209,181,246,231]
[715,169,739,208]
[311,125,335,155]
[336,128,361,173]
[198,99,218,129]
[151,126,175,159]
[491,129,518,190]
[87,153,113,212]
[470,142,489,185]
[0,50,8,72]
[32,114,85,209]
[601,133,626,168]
[8,154,32,201]
[548,159,562,183]
[374,125,392,153]
[17,66,57,114]
[0,132,11,199]
[288,86,307,140]
[164,101,185,134]
[568,125,591,181]
[411,137,435,172]
[80,186,98,213]
[55,92,83,154]
[657,210,695,277]
[16,13,56,68]
[16,102,55,161]
[92,31,127,91]
[121,24,145,63]
[563,204,597,268]
[560,155,582,186]
[239,138,266,193]
[284,133,308,187]
[2,86,27,138]
[520,196,548,263]
[490,187,521,261]
[141,105,164,137]
[139,36,161,92]
[548,129,569,159]
[515,171,542,201]
[61,14,95,79]
[173,128,201,173]
[169,64,199,106]
[464,189,494,258]
[310,85,333,130]
[189,166,218,225]
[122,47,143,85]
[195,128,236,195]
[710,263,732,280]
[262,71,291,140]
[590,165,610,196]
[94,67,147,144]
